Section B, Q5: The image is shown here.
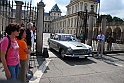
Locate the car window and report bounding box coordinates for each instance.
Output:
[58,35,74,41]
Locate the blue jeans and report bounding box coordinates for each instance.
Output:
[7,63,20,80]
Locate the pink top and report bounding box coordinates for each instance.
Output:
[0,37,20,66]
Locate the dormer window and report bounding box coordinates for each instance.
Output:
[54,8,56,11]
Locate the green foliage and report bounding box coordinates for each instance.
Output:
[106,14,113,22]
[112,16,123,22]
[96,14,124,23]
[96,14,102,23]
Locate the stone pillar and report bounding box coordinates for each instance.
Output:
[101,15,107,36]
[15,1,23,24]
[36,0,45,53]
[111,28,114,37]
[87,5,96,46]
[120,32,123,41]
[101,15,107,51]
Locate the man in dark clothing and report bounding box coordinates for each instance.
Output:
[26,28,32,47]
[26,22,34,69]
[107,34,113,51]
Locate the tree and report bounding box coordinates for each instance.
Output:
[96,14,123,23]
[96,14,102,23]
[112,16,123,22]
[106,14,113,22]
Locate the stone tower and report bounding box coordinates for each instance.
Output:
[49,4,62,20]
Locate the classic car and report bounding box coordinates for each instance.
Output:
[48,33,92,59]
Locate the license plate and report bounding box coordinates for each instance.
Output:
[79,55,85,58]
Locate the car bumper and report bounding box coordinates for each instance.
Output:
[64,54,92,58]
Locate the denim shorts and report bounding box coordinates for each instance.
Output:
[7,63,20,80]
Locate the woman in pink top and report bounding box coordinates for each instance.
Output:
[0,23,20,80]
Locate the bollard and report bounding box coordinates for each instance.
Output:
[43,48,49,58]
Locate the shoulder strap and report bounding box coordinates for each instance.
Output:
[5,36,11,58]
[6,36,11,49]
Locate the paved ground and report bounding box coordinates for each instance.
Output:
[92,40,124,52]
[0,33,123,82]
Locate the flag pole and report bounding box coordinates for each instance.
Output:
[97,1,101,31]
[95,0,100,36]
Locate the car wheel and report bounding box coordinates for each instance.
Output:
[61,49,66,59]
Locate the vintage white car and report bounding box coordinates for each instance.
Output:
[48,33,92,59]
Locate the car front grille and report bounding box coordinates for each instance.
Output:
[73,49,88,54]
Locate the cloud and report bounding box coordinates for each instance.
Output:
[100,0,124,18]
[54,0,70,6]
[43,0,56,12]
[54,0,70,16]
[12,0,124,19]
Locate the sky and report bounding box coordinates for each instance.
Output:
[14,0,124,19]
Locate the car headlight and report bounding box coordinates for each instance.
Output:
[89,48,92,51]
[67,47,73,53]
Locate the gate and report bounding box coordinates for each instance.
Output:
[0,0,37,39]
[76,10,87,44]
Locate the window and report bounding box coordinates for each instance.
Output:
[80,2,83,10]
[71,18,73,27]
[84,3,88,12]
[84,6,87,12]
[72,6,74,13]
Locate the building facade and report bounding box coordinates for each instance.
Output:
[0,0,124,43]
[44,0,124,43]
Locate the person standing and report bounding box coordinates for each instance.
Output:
[16,29,30,83]
[0,23,20,80]
[20,23,25,29]
[80,32,84,43]
[106,34,113,51]
[31,25,35,52]
[26,22,34,69]
[96,31,105,58]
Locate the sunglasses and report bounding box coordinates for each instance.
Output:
[16,29,20,32]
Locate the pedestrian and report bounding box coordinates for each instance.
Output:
[96,31,105,58]
[106,34,113,51]
[20,23,25,29]
[26,22,34,71]
[0,23,20,80]
[16,29,30,83]
[80,32,84,43]
[31,24,36,51]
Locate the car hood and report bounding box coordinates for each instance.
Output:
[59,41,90,49]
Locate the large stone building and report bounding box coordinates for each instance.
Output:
[44,0,124,43]
[44,0,98,34]
[0,0,124,43]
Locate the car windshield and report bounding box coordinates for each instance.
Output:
[58,35,77,41]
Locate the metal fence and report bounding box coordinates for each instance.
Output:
[0,0,37,39]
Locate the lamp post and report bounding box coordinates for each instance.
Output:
[84,9,87,44]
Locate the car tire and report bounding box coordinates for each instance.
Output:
[61,49,66,59]
[85,56,87,59]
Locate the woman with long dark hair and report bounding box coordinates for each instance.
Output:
[16,29,30,83]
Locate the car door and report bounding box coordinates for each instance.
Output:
[52,34,59,51]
